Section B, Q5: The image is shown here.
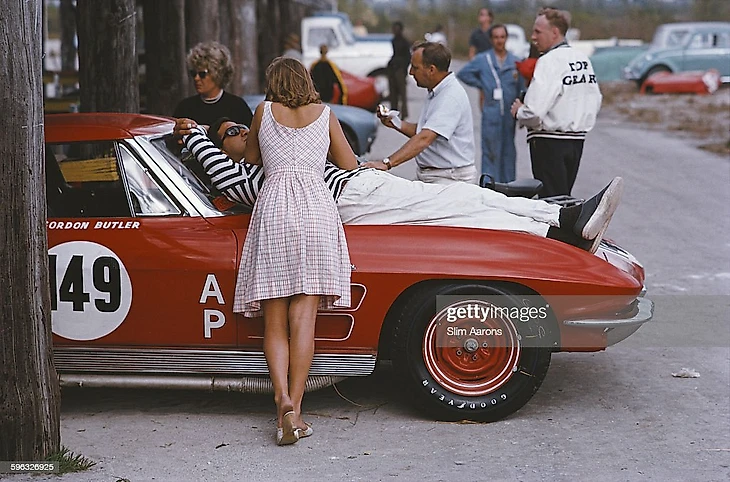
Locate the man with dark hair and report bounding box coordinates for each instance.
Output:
[174,117,624,254]
[458,24,524,183]
[364,42,477,185]
[387,21,411,119]
[511,8,601,198]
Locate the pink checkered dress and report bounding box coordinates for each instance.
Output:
[234,102,351,317]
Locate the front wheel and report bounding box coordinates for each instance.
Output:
[391,282,556,422]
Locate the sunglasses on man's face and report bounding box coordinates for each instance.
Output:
[189,70,209,79]
[221,125,248,143]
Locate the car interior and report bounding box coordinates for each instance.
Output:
[46,144,133,218]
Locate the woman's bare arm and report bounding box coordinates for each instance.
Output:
[243,103,264,165]
[327,110,358,170]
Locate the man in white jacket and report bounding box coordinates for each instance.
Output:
[511,8,602,198]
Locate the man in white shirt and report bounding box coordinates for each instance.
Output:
[511,8,602,198]
[364,41,478,185]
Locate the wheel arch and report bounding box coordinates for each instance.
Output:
[367,67,388,78]
[640,63,674,85]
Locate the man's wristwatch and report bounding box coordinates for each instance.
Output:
[382,157,392,170]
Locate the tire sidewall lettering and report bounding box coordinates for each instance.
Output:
[421,378,508,410]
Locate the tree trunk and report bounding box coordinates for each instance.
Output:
[186,0,220,52]
[220,0,259,95]
[142,0,187,116]
[256,0,280,89]
[60,0,77,72]
[76,0,139,113]
[0,0,61,461]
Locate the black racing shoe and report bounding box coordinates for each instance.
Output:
[573,177,624,242]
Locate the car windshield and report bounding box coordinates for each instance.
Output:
[148,135,250,215]
[339,21,355,45]
[651,25,690,48]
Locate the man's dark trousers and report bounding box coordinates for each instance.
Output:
[388,67,408,118]
[529,137,584,198]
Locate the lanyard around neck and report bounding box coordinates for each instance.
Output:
[485,53,504,115]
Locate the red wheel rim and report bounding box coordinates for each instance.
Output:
[422,299,521,397]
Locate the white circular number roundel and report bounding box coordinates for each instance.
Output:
[49,241,132,341]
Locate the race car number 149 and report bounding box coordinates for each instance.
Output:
[49,241,132,341]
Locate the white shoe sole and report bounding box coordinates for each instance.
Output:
[581,177,624,240]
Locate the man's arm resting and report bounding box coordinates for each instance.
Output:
[363,128,438,170]
[183,128,259,207]
[456,59,483,89]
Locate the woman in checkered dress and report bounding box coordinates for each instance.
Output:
[235,57,358,445]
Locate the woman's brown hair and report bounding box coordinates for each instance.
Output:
[265,57,321,108]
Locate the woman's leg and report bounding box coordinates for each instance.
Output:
[287,294,320,430]
[261,297,293,426]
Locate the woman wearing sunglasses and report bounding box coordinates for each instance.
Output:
[234,57,358,446]
[173,41,253,128]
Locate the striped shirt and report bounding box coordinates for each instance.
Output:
[183,127,365,208]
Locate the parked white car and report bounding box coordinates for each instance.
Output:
[505,23,531,59]
[301,12,392,78]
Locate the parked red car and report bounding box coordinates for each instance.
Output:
[46,113,653,422]
[325,69,383,111]
[340,69,382,111]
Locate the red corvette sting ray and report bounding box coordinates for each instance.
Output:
[45,113,654,422]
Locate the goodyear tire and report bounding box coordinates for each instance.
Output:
[391,283,555,422]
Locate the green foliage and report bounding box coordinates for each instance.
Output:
[46,446,96,474]
[692,0,730,21]
[337,0,718,58]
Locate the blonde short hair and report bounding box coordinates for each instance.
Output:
[538,7,571,36]
[265,57,321,108]
[186,41,234,89]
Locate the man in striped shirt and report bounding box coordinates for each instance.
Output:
[176,117,622,253]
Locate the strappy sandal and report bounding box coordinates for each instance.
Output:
[296,423,313,438]
[276,411,299,446]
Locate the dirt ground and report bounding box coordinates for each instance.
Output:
[599,81,730,156]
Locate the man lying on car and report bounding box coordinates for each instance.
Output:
[174,117,623,254]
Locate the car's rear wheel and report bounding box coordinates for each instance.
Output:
[391,282,555,422]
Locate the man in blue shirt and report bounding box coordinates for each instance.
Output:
[458,24,525,183]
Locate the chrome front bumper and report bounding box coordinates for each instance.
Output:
[563,297,654,328]
[563,297,655,347]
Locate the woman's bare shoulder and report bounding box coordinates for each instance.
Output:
[271,102,326,128]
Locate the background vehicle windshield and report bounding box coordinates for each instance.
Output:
[652,25,690,48]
